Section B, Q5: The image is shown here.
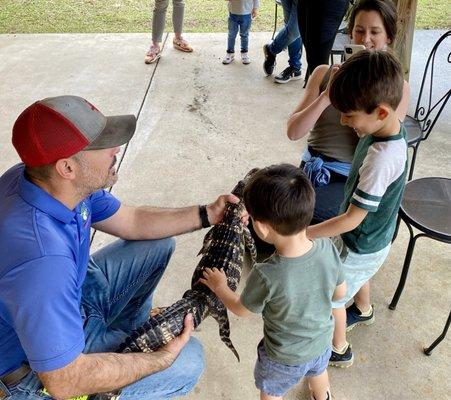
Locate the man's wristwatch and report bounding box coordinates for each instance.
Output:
[198,205,211,228]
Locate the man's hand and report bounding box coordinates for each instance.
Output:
[207,194,249,226]
[252,8,258,18]
[199,267,228,293]
[159,314,194,365]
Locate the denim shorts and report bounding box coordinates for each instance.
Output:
[254,341,331,397]
[332,236,391,308]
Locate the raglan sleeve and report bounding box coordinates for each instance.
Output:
[351,142,405,212]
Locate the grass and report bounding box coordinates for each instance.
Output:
[0,0,449,34]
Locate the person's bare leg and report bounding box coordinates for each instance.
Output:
[261,391,282,400]
[354,282,371,313]
[308,370,330,400]
[332,307,347,349]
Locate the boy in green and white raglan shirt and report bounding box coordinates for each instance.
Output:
[201,164,346,400]
[307,50,408,368]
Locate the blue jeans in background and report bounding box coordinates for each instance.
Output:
[269,0,302,70]
[227,13,252,53]
[6,238,205,399]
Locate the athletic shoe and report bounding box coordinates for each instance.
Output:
[346,303,375,332]
[329,343,354,368]
[222,53,235,64]
[274,66,302,84]
[263,44,276,76]
[241,52,251,64]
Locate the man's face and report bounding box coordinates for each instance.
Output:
[73,146,120,195]
[340,109,380,138]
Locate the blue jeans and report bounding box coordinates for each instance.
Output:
[269,0,302,70]
[300,159,348,224]
[227,13,252,53]
[5,239,205,399]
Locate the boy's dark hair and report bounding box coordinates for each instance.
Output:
[243,164,315,236]
[329,50,403,114]
[348,0,398,44]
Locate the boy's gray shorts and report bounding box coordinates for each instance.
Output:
[254,340,331,397]
[331,236,391,308]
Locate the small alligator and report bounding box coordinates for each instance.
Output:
[117,169,258,359]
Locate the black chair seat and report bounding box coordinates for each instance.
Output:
[404,115,423,146]
[399,177,451,242]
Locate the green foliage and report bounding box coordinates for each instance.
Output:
[0,0,449,34]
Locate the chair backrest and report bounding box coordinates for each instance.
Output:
[414,30,450,140]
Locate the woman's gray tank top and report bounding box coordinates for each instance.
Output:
[307,67,359,163]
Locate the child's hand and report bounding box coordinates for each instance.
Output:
[252,8,258,18]
[199,267,228,292]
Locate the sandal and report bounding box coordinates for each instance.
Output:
[144,45,161,64]
[173,37,193,53]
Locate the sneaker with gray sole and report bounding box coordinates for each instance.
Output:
[329,343,354,368]
[346,303,375,332]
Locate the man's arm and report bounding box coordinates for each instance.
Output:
[199,268,250,317]
[93,194,239,240]
[307,204,368,239]
[38,315,194,399]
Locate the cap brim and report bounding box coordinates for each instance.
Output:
[85,114,136,150]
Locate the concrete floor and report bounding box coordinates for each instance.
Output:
[0,30,449,400]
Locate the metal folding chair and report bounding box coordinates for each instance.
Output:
[403,30,450,181]
[389,177,451,355]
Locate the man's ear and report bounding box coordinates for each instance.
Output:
[54,158,77,180]
[376,104,390,121]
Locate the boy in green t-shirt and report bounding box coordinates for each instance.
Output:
[307,50,408,368]
[201,164,346,400]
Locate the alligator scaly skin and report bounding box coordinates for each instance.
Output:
[117,169,258,359]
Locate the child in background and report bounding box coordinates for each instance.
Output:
[223,0,259,65]
[201,164,346,400]
[307,50,408,367]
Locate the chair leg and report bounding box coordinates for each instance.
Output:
[391,214,401,243]
[272,2,278,40]
[389,228,426,310]
[423,311,451,355]
[408,143,420,181]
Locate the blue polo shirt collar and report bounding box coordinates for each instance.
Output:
[18,171,76,224]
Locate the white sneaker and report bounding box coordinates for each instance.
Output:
[222,53,234,64]
[241,52,251,64]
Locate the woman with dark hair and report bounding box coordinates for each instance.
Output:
[287,0,410,224]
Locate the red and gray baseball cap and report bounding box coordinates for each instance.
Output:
[12,95,136,167]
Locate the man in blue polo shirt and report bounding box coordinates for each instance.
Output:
[0,95,238,399]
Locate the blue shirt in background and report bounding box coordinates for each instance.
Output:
[0,164,120,374]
